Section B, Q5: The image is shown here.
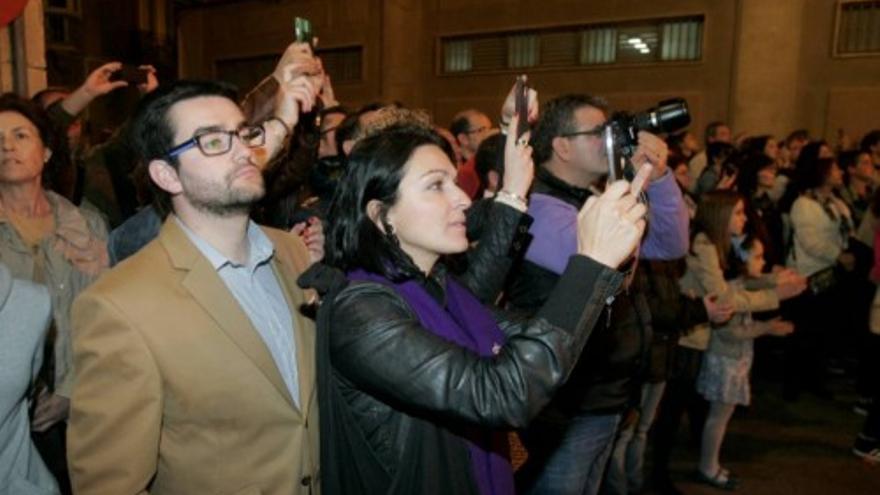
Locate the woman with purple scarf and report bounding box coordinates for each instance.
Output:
[306,121,648,495]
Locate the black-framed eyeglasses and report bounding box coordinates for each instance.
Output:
[166,125,266,158]
[559,125,605,139]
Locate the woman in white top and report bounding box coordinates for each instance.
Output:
[785,157,854,400]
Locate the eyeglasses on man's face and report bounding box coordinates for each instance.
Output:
[559,124,605,140]
[166,125,266,159]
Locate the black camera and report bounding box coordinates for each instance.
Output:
[604,98,691,181]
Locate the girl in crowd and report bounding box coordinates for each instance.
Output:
[737,153,785,268]
[679,191,805,489]
[695,236,800,488]
[0,93,109,492]
[308,120,648,494]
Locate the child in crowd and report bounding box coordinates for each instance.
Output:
[679,191,806,490]
[696,236,796,489]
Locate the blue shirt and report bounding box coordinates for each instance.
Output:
[175,216,300,406]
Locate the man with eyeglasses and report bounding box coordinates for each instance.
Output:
[67,78,322,494]
[505,94,708,495]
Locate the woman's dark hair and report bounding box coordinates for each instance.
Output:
[325,123,448,281]
[838,149,867,171]
[707,141,736,168]
[736,153,776,198]
[740,135,773,157]
[795,140,829,171]
[796,157,836,192]
[861,130,880,154]
[0,92,70,192]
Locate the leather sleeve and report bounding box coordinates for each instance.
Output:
[327,255,622,429]
[459,201,533,304]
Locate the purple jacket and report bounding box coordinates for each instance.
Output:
[525,170,689,273]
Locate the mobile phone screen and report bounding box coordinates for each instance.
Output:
[294,17,313,47]
[109,65,147,85]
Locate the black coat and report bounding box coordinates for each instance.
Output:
[301,202,624,494]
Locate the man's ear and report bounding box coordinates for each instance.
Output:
[43,147,53,164]
[551,135,571,162]
[148,159,184,195]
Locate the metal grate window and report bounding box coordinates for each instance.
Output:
[581,27,617,65]
[508,35,540,68]
[44,0,83,48]
[836,0,880,55]
[318,46,363,83]
[440,15,702,74]
[661,19,702,61]
[444,40,473,72]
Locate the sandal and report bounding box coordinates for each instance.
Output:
[694,469,739,490]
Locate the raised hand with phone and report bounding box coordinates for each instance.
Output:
[61,61,159,117]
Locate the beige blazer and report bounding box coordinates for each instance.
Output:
[68,218,319,495]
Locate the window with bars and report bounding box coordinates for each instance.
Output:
[444,40,472,72]
[835,0,880,55]
[508,34,540,68]
[216,46,363,94]
[581,27,617,65]
[44,0,82,48]
[440,16,702,74]
[318,46,364,83]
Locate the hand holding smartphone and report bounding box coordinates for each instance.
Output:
[109,65,149,85]
[294,17,313,48]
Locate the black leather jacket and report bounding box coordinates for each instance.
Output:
[304,202,624,493]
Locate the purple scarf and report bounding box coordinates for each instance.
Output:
[349,269,514,495]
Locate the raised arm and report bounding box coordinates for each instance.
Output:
[330,256,622,428]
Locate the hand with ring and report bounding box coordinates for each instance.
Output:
[501,113,534,200]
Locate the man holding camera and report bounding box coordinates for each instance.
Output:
[508,94,681,495]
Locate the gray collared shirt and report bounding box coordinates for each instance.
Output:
[175,216,300,407]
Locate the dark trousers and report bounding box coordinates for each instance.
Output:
[651,346,708,481]
[864,346,880,440]
[32,422,72,495]
[782,289,835,397]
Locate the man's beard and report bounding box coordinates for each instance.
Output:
[181,167,265,217]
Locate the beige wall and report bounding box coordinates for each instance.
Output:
[798,0,880,143]
[729,0,806,139]
[0,0,46,95]
[176,0,879,141]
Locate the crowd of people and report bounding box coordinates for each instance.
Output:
[1,39,878,495]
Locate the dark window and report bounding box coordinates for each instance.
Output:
[317,46,363,83]
[836,0,880,55]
